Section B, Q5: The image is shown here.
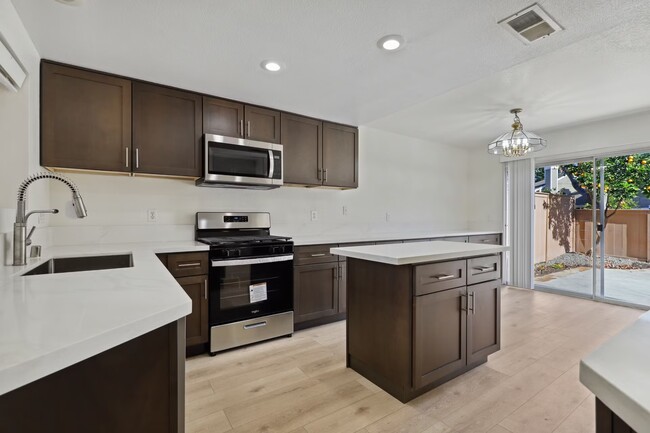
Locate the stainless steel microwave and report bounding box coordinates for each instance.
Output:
[196,134,283,189]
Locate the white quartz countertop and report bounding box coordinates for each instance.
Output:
[331,241,508,265]
[0,241,209,396]
[580,310,650,433]
[290,230,501,246]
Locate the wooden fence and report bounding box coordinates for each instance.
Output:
[534,193,575,263]
[535,191,650,263]
[575,209,650,262]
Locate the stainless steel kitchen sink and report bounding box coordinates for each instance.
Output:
[22,254,133,276]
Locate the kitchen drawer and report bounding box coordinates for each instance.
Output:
[294,244,339,266]
[414,259,467,296]
[436,236,469,243]
[467,255,501,285]
[468,234,501,245]
[167,252,209,277]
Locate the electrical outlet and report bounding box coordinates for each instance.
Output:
[147,209,157,223]
[342,206,348,216]
[310,210,318,222]
[385,212,390,222]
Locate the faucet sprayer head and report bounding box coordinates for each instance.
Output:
[72,193,87,218]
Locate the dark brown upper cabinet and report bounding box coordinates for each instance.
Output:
[280,113,322,185]
[203,99,280,144]
[244,105,281,143]
[203,96,244,138]
[132,82,203,177]
[41,62,132,173]
[322,122,359,188]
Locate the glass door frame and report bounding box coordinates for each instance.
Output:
[533,154,649,310]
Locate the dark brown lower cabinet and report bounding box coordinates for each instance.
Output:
[414,287,467,388]
[467,280,501,364]
[177,275,209,346]
[338,262,347,313]
[596,398,637,433]
[0,320,185,433]
[347,255,502,403]
[293,262,339,323]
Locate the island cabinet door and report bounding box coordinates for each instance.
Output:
[467,281,501,364]
[293,262,339,323]
[413,287,467,389]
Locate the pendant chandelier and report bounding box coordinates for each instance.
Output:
[488,108,547,157]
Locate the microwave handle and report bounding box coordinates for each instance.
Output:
[268,149,275,179]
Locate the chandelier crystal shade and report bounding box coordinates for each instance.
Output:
[488,109,547,157]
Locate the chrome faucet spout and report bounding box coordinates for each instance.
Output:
[13,172,87,266]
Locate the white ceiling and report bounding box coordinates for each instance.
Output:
[11,0,650,145]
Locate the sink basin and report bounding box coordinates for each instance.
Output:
[22,254,133,276]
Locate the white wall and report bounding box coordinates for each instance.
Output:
[467,150,503,231]
[47,126,472,245]
[0,0,46,264]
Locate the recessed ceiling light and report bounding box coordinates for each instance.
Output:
[261,60,282,72]
[377,35,404,51]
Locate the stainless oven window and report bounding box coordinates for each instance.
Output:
[208,142,269,178]
[219,266,280,309]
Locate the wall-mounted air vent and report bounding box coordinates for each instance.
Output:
[499,4,563,44]
[0,35,27,92]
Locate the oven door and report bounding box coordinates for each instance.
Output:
[204,134,282,187]
[209,254,293,325]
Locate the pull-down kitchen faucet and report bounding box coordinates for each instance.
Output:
[13,172,87,266]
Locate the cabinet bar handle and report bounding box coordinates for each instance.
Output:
[468,292,475,314]
[473,265,493,272]
[177,262,201,268]
[323,168,328,182]
[310,253,326,257]
[431,274,455,280]
[317,168,322,181]
[125,147,129,168]
[240,119,244,137]
[135,148,140,169]
[204,280,208,300]
[247,121,251,137]
[461,294,468,311]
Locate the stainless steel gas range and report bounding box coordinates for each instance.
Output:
[196,212,294,355]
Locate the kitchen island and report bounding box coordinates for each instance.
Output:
[331,241,508,403]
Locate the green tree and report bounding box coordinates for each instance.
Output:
[561,153,650,227]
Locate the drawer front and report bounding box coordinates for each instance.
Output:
[294,244,339,265]
[468,234,501,245]
[167,252,209,277]
[415,259,467,296]
[467,255,501,285]
[436,236,468,243]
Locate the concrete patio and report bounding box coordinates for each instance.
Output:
[535,267,650,307]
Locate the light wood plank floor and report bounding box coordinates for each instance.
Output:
[185,287,644,433]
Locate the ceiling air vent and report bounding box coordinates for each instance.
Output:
[499,4,562,44]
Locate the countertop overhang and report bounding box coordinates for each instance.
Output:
[0,241,208,396]
[331,241,509,265]
[580,310,650,433]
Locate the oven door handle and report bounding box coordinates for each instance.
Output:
[211,254,294,267]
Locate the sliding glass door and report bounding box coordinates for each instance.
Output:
[534,154,650,308]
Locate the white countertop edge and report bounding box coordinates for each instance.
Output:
[291,230,502,246]
[580,360,650,433]
[331,244,508,265]
[0,301,190,396]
